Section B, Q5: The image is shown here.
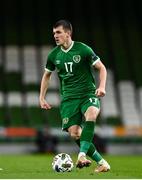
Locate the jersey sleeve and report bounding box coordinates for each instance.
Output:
[85,45,100,66]
[45,53,55,72]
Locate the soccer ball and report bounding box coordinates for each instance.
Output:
[52,153,74,172]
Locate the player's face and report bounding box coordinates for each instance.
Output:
[53,26,70,46]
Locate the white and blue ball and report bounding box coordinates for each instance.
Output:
[52,153,74,172]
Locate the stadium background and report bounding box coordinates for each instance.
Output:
[0,0,142,155]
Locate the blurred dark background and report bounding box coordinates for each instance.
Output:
[0,0,142,83]
[0,0,142,154]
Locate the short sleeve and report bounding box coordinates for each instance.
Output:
[45,54,55,72]
[86,46,100,66]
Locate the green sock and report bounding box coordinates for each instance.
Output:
[87,143,103,162]
[75,137,103,162]
[80,121,95,154]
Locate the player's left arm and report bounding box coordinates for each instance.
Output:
[93,60,107,97]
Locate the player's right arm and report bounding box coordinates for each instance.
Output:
[39,71,52,110]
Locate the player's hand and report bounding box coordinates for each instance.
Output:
[95,87,106,97]
[39,98,52,110]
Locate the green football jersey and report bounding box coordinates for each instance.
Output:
[45,41,100,99]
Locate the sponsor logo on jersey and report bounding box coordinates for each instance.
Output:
[56,60,60,64]
[73,55,81,63]
[63,117,69,124]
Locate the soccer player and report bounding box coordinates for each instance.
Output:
[39,19,110,173]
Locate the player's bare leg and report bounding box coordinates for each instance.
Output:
[76,152,91,168]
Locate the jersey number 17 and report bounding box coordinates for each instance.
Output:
[64,62,73,72]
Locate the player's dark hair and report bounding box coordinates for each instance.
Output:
[53,19,73,34]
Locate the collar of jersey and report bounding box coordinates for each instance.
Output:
[61,41,74,53]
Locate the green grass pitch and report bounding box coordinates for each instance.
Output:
[0,154,142,179]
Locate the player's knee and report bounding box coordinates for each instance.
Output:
[70,132,80,140]
[85,112,100,121]
[85,107,100,121]
[86,115,97,121]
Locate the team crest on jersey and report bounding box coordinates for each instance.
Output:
[73,55,81,63]
[63,117,69,124]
